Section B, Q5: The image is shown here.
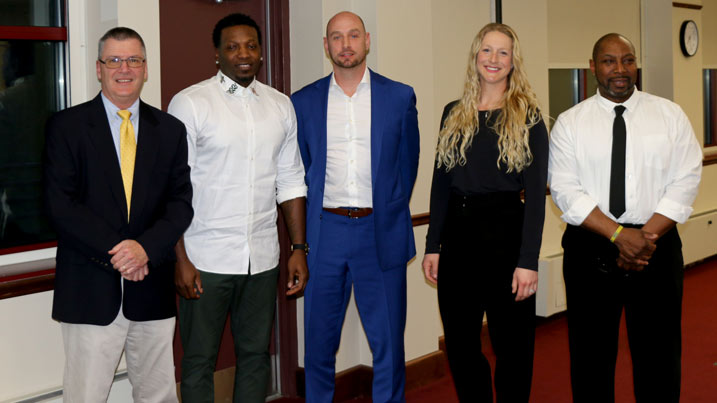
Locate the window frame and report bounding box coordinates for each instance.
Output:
[0,5,68,294]
[704,69,717,147]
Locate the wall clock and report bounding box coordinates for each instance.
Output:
[679,20,699,57]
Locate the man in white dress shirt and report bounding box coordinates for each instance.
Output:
[548,33,702,402]
[167,13,308,403]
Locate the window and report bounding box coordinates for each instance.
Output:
[705,69,716,147]
[0,1,66,252]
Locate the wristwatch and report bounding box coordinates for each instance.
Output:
[290,243,309,255]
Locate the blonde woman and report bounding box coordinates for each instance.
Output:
[422,23,548,402]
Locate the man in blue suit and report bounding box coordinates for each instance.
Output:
[291,11,420,403]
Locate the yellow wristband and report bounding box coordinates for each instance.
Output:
[610,225,624,243]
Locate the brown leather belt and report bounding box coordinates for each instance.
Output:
[322,207,373,218]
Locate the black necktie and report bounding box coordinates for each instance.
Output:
[609,105,626,219]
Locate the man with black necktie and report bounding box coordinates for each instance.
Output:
[44,27,193,402]
[548,33,702,402]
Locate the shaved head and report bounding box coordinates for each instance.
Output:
[592,33,635,62]
[326,11,366,38]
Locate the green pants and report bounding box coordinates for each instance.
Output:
[179,267,279,403]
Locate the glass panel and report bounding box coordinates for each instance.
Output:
[0,0,63,27]
[548,69,577,119]
[582,69,599,98]
[705,69,716,147]
[0,40,65,248]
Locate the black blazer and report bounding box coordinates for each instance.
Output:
[44,93,193,325]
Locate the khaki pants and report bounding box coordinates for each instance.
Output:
[61,310,177,403]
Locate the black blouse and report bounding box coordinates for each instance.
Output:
[424,101,549,270]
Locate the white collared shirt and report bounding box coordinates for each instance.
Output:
[323,67,372,208]
[168,71,306,275]
[549,89,702,226]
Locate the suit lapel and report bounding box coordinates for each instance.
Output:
[369,70,386,192]
[87,94,128,219]
[317,76,330,194]
[129,101,160,223]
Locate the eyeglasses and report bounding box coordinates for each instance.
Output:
[98,57,145,69]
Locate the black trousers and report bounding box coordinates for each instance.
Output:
[438,192,535,403]
[562,224,683,403]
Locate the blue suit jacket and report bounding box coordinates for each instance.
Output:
[291,70,419,271]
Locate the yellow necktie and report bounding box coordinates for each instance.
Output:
[118,110,136,220]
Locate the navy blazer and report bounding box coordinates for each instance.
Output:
[44,94,193,325]
[291,70,420,271]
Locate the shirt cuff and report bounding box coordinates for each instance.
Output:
[277,185,307,205]
[560,195,598,226]
[655,197,693,224]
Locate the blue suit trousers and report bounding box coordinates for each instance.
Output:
[304,210,407,403]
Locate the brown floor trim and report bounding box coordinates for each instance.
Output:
[295,348,448,400]
[405,350,449,391]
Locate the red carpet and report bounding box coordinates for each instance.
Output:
[277,259,717,402]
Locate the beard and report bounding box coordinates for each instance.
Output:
[598,76,636,101]
[330,51,365,69]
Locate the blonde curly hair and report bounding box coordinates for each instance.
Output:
[436,23,542,173]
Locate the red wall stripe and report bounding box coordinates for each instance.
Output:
[0,26,67,41]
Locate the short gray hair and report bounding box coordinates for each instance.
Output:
[97,27,146,60]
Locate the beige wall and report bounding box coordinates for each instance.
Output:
[673,5,704,140]
[704,0,717,66]
[118,0,162,108]
[547,0,641,68]
[504,0,550,117]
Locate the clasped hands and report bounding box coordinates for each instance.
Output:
[109,240,149,281]
[613,227,658,271]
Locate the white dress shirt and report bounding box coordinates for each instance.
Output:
[323,67,372,208]
[168,72,307,275]
[549,89,702,226]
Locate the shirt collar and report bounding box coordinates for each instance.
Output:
[329,66,371,93]
[100,92,140,117]
[596,88,640,114]
[218,71,258,98]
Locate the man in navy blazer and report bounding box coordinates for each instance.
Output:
[291,11,419,403]
[43,27,193,402]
